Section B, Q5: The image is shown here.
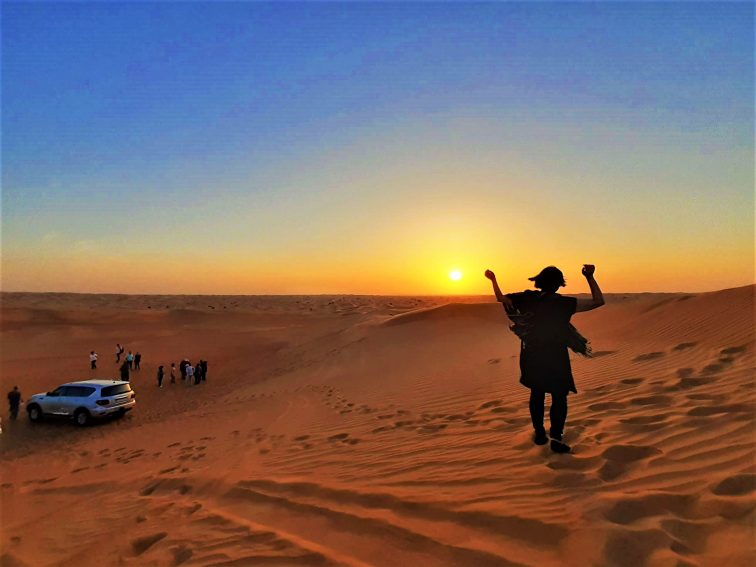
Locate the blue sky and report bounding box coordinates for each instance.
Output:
[2,2,753,294]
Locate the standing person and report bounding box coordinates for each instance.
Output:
[185,362,194,386]
[179,360,188,382]
[90,350,98,370]
[134,352,142,370]
[126,351,134,370]
[194,361,203,385]
[119,360,130,382]
[7,386,22,421]
[115,343,123,363]
[170,363,177,384]
[485,264,604,454]
[157,365,164,388]
[201,359,208,382]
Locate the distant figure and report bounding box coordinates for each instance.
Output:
[119,361,130,382]
[90,350,98,370]
[485,264,605,453]
[157,365,164,388]
[179,359,188,382]
[170,363,177,384]
[116,343,124,363]
[194,362,203,385]
[7,386,22,421]
[201,359,208,382]
[126,351,134,370]
[134,352,142,370]
[185,363,194,385]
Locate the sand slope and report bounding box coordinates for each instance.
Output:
[1,287,754,566]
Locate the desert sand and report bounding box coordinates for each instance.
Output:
[0,286,754,566]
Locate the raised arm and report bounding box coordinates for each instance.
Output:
[575,264,605,312]
[484,270,514,310]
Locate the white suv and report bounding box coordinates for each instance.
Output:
[27,380,136,426]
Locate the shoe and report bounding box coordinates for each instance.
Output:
[533,430,548,445]
[550,438,571,453]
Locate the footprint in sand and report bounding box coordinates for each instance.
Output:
[598,444,662,481]
[620,377,644,385]
[633,352,665,362]
[487,358,501,364]
[294,435,310,441]
[711,473,756,496]
[720,345,748,356]
[328,433,350,442]
[672,342,697,351]
[591,350,617,357]
[701,361,731,375]
[478,400,502,410]
[131,532,167,556]
[417,424,447,434]
[172,545,193,565]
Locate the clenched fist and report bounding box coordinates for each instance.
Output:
[484,269,496,281]
[582,264,596,278]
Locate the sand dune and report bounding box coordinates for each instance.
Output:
[1,287,754,566]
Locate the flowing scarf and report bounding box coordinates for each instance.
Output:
[503,298,592,357]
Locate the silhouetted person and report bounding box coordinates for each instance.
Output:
[119,361,130,382]
[90,350,98,370]
[157,365,164,388]
[7,386,22,420]
[194,362,203,385]
[179,359,188,381]
[201,359,208,382]
[134,352,142,370]
[485,264,604,453]
[126,351,134,370]
[115,343,124,363]
[170,363,177,384]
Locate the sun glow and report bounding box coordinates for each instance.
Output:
[449,270,463,281]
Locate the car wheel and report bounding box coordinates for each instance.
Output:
[27,404,43,422]
[74,409,90,427]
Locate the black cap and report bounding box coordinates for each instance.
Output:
[528,266,566,288]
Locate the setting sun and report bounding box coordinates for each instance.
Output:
[449,270,463,281]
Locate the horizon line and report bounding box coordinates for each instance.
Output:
[1,283,754,298]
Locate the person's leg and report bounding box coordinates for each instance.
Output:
[549,393,570,453]
[528,388,548,444]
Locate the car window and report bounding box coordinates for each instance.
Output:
[65,386,96,397]
[101,384,132,397]
[59,386,79,397]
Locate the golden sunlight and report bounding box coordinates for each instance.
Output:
[449,270,463,281]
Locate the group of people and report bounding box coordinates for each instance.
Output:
[156,359,208,388]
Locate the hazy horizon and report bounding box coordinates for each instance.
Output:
[3,3,754,296]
